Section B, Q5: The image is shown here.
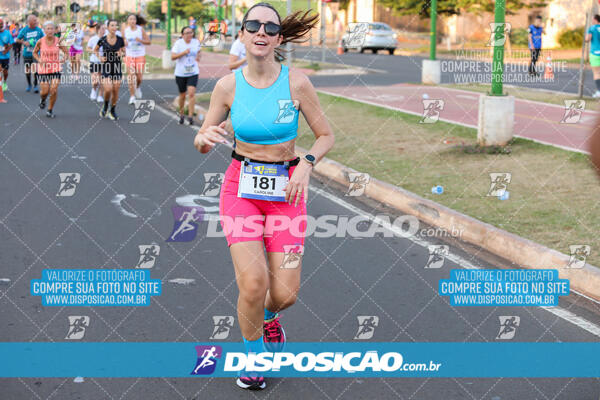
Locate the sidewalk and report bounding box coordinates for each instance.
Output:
[318,84,596,154]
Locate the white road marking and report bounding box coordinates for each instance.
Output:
[456,94,478,100]
[111,194,138,218]
[309,186,600,339]
[168,278,196,285]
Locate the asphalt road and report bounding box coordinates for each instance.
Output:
[293,47,596,96]
[1,78,600,399]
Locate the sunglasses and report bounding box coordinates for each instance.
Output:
[243,20,281,36]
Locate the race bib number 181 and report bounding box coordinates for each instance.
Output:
[237,161,289,202]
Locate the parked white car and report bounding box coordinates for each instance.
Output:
[341,22,397,55]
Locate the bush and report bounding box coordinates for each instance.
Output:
[558,27,584,48]
[510,28,529,47]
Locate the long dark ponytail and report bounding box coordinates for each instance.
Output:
[241,2,319,61]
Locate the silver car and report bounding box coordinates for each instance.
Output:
[341,22,397,55]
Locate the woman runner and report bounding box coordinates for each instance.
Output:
[171,26,201,125]
[87,23,105,102]
[193,3,333,390]
[33,21,68,118]
[123,14,150,105]
[68,23,85,75]
[94,19,125,120]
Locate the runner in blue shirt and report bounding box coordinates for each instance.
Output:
[528,15,543,76]
[16,15,44,92]
[0,17,14,92]
[586,15,600,98]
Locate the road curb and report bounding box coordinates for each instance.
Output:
[299,151,600,302]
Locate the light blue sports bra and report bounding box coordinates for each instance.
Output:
[230,64,300,145]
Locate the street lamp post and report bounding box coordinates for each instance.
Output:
[166,0,171,49]
[429,0,436,60]
[477,0,514,146]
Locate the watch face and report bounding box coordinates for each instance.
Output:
[306,154,315,162]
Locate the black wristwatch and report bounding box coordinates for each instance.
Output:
[303,154,316,167]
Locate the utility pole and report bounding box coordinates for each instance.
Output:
[421,0,440,83]
[166,0,171,49]
[490,0,506,96]
[429,0,436,60]
[477,0,514,147]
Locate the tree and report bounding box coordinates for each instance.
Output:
[146,0,211,20]
[146,0,162,20]
[378,0,547,17]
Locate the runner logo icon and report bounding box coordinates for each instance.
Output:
[191,345,222,375]
[280,245,304,269]
[201,173,224,196]
[166,206,203,242]
[131,100,155,124]
[346,173,370,197]
[425,245,449,269]
[487,173,511,197]
[65,316,90,340]
[420,99,444,123]
[566,245,590,269]
[57,173,80,197]
[210,316,235,340]
[274,100,299,124]
[354,316,379,340]
[486,23,511,47]
[136,245,160,269]
[496,316,520,340]
[560,100,585,124]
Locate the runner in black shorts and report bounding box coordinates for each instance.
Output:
[16,15,43,92]
[171,26,201,125]
[94,19,125,120]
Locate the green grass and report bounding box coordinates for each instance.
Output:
[145,55,173,74]
[554,58,584,64]
[299,62,321,71]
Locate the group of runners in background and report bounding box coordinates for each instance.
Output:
[0,13,250,124]
[0,14,150,119]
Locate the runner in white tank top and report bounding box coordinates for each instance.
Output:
[123,14,150,105]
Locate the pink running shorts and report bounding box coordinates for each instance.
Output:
[219,158,307,253]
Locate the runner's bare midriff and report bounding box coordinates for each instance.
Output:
[234,138,297,162]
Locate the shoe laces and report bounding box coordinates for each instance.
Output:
[264,317,282,340]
